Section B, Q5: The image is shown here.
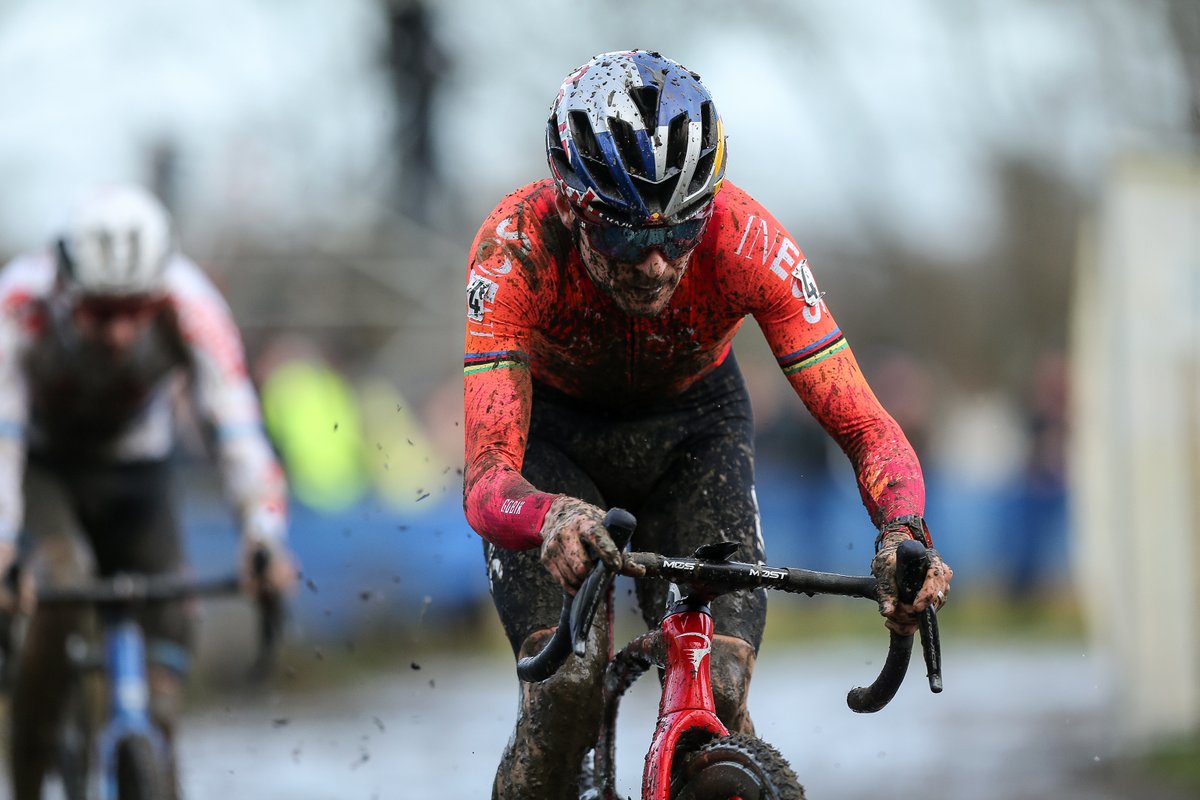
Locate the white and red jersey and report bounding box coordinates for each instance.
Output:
[0,250,288,545]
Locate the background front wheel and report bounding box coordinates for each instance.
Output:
[115,735,170,800]
[671,733,806,800]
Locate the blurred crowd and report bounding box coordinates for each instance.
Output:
[0,0,1192,646]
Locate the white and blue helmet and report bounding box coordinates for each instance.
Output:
[546,50,727,227]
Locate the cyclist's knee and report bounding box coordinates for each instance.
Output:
[518,625,606,702]
[29,531,94,588]
[711,635,756,735]
[498,627,606,799]
[515,625,606,737]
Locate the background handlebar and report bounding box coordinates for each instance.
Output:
[20,545,284,685]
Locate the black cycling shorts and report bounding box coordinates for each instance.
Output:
[22,456,191,665]
[485,353,768,657]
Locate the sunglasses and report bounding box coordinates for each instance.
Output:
[73,296,167,325]
[577,216,709,263]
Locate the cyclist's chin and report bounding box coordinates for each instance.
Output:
[610,284,677,317]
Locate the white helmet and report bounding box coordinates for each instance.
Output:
[58,184,173,297]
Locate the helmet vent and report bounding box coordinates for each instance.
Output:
[569,110,621,198]
[546,118,571,174]
[700,101,718,150]
[629,85,660,131]
[569,110,602,161]
[632,172,681,217]
[690,150,716,195]
[666,113,689,174]
[609,118,645,179]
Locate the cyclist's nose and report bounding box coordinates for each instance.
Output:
[102,317,143,350]
[633,249,670,280]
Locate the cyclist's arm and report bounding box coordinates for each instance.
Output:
[461,204,559,550]
[463,357,555,549]
[778,325,926,527]
[0,257,41,546]
[728,209,925,529]
[166,257,289,544]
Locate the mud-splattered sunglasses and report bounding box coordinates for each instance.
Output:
[73,295,167,325]
[577,216,709,264]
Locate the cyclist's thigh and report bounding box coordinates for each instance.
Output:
[21,459,96,588]
[486,437,605,658]
[73,460,191,654]
[632,412,767,651]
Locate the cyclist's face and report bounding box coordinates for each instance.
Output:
[557,199,705,318]
[578,236,691,317]
[71,295,165,355]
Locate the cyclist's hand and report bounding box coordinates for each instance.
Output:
[0,542,32,615]
[871,527,952,636]
[538,496,640,594]
[240,537,299,599]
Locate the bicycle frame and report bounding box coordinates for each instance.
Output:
[641,598,725,799]
[93,614,167,800]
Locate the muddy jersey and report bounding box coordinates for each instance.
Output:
[0,251,287,545]
[462,179,926,550]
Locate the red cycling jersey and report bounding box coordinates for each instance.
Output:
[463,179,925,550]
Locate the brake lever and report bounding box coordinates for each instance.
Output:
[569,508,637,656]
[246,546,285,684]
[920,600,943,693]
[896,538,943,694]
[0,562,18,691]
[518,508,639,682]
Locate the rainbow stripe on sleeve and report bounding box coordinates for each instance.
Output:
[464,350,530,376]
[776,329,848,375]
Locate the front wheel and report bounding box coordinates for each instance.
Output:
[671,733,805,800]
[115,735,170,800]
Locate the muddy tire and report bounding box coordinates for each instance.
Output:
[115,735,169,800]
[671,733,805,800]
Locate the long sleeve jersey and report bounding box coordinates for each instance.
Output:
[0,251,288,545]
[463,180,925,550]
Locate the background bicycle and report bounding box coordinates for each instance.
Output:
[1,556,282,800]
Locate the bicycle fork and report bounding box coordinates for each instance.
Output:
[96,617,167,800]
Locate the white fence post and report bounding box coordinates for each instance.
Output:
[1070,154,1200,746]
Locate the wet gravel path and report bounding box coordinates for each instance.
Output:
[164,640,1191,800]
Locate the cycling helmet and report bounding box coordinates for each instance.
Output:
[546,50,726,227]
[58,183,173,297]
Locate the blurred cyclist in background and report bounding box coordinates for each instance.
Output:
[462,50,954,798]
[0,183,297,799]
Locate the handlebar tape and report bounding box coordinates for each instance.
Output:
[846,539,929,713]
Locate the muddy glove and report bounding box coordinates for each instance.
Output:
[240,536,299,599]
[871,517,952,636]
[0,541,32,615]
[538,496,641,594]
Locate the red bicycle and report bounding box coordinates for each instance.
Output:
[518,509,943,800]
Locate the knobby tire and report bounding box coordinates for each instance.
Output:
[116,735,169,800]
[671,733,805,800]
